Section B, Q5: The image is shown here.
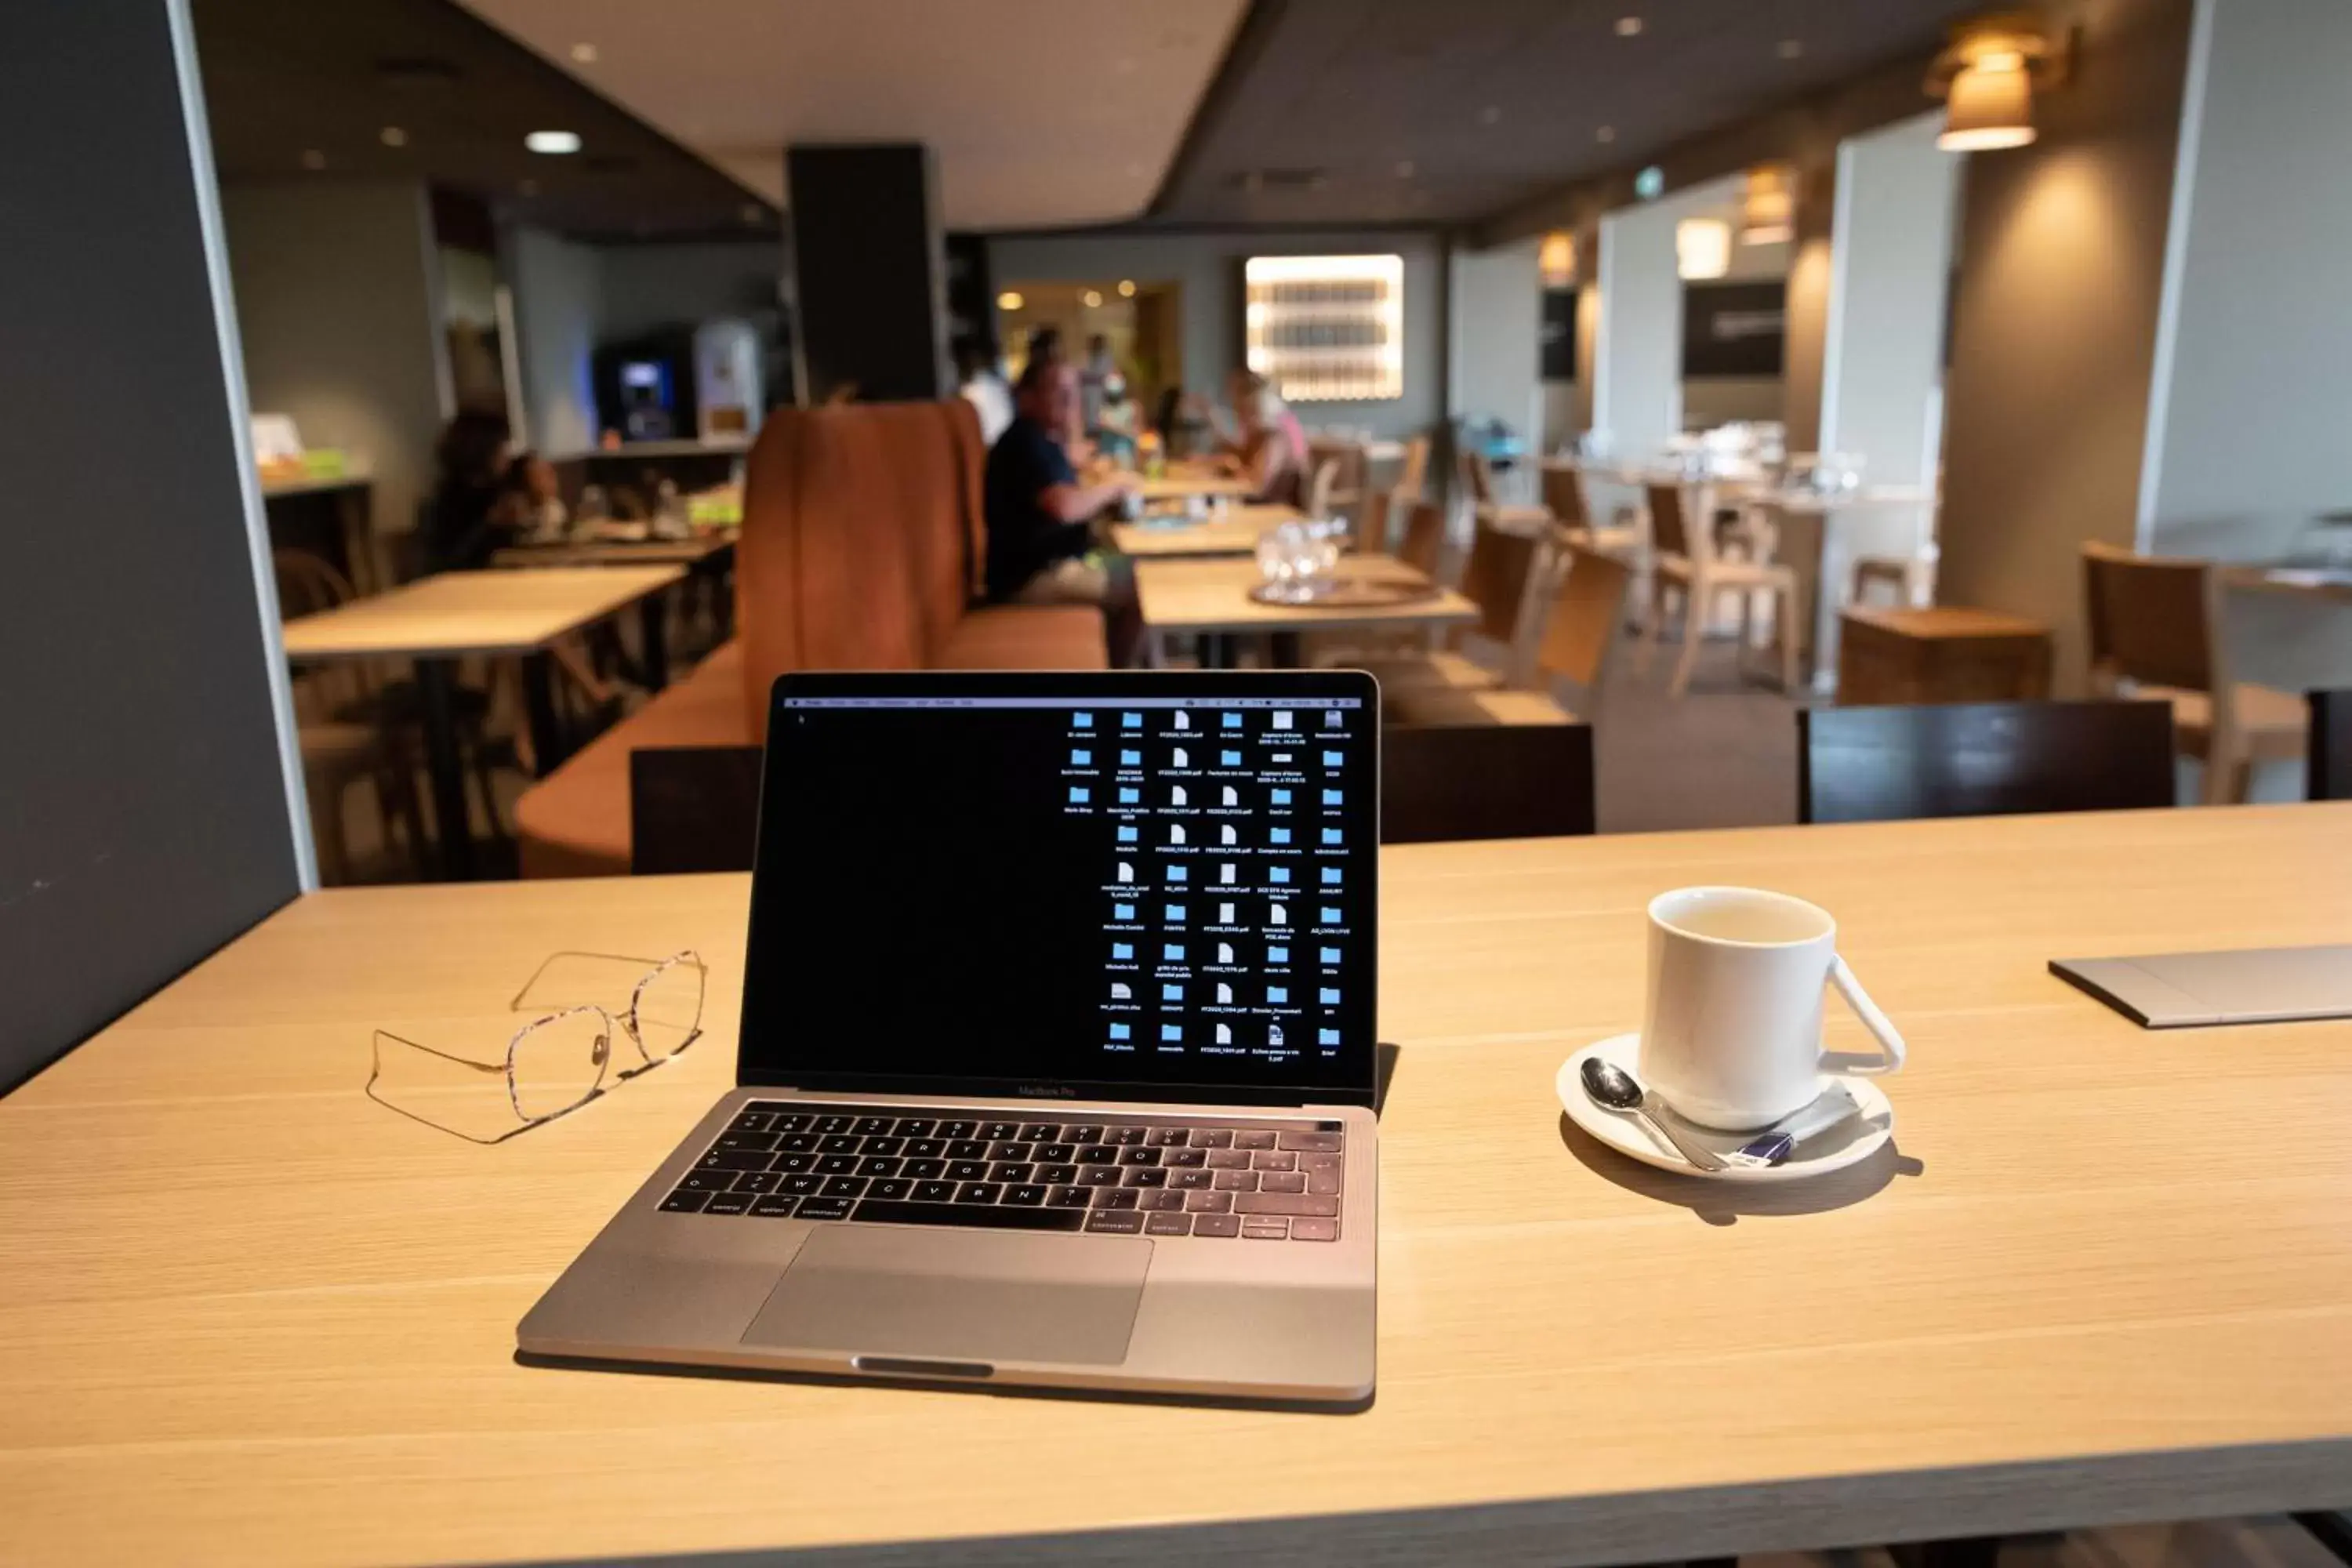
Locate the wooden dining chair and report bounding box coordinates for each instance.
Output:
[1380,720,1596,843]
[1305,458,1341,520]
[1798,700,2177,825]
[1640,481,1801,698]
[1387,544,1634,728]
[1465,448,1548,531]
[2307,691,2352,801]
[2081,541,2307,804]
[1351,517,1549,696]
[1396,499,1447,579]
[1348,488,1394,555]
[1543,461,1644,563]
[1394,435,1432,503]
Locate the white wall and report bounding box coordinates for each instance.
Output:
[1594,199,1686,458]
[220,180,449,535]
[598,240,782,340]
[2140,0,2352,694]
[505,226,602,457]
[1449,237,1542,455]
[988,228,1446,440]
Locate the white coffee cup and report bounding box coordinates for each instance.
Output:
[1639,886,1905,1131]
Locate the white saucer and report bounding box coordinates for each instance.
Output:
[1555,1032,1894,1183]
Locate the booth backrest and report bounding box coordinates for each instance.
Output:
[736,399,985,737]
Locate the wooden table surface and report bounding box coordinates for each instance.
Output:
[1135,553,1476,639]
[5,806,2348,1566]
[1123,465,1258,502]
[488,535,734,569]
[1110,503,1303,557]
[279,565,686,662]
[2222,564,2352,605]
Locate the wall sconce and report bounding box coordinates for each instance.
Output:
[1676,218,1731,281]
[1927,11,2074,151]
[1740,165,1795,245]
[1539,230,1578,288]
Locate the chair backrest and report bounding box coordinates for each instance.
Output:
[1463,449,1499,506]
[1381,721,1596,843]
[1541,463,1590,531]
[272,549,371,719]
[2081,541,2217,695]
[1305,457,1340,519]
[1396,499,1446,578]
[1457,517,1547,650]
[1535,543,1633,695]
[1798,699,2176,826]
[1352,488,1393,554]
[1396,435,1431,500]
[1644,481,1698,561]
[629,745,763,873]
[2311,690,2352,801]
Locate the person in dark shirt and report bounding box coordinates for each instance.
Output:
[984,360,1141,663]
[423,411,522,573]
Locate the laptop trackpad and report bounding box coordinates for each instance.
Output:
[741,1226,1151,1367]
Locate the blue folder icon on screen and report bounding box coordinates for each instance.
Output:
[1168,866,1187,881]
[1268,986,1288,1003]
[1122,713,1142,729]
[1074,713,1093,727]
[1222,713,1242,728]
[1321,866,1341,884]
[1112,942,1133,959]
[1323,789,1342,804]
[1114,903,1134,920]
[1270,867,1290,884]
[1161,1023,1181,1041]
[1165,904,1185,920]
[1319,1028,1340,1045]
[1164,943,1185,960]
[1319,907,1341,924]
[1272,788,1291,804]
[1270,828,1291,844]
[1109,1022,1129,1040]
[1162,984,1182,1001]
[1321,828,1341,845]
[1268,946,1288,963]
[1119,787,1139,803]
[1320,946,1341,964]
[1069,786,1089,803]
[1117,826,1137,843]
[1221,750,1241,766]
[1071,750,1091,765]
[1323,750,1341,767]
[1120,749,1141,765]
[1319,987,1340,1004]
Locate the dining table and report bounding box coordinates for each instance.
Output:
[1134,552,1475,668]
[1743,485,1940,691]
[1109,503,1303,558]
[2,804,2347,1566]
[1122,463,1259,503]
[278,565,685,880]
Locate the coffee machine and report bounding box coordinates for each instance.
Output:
[593,330,696,444]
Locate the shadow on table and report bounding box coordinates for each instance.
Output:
[1558,1112,1923,1227]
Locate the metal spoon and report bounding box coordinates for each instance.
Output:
[1577,1057,1728,1172]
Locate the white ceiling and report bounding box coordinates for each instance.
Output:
[458,0,1247,230]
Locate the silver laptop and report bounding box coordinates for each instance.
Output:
[520,670,1380,1406]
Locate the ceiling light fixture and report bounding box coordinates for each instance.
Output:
[1740,163,1795,245]
[1596,125,1617,143]
[525,129,583,154]
[299,149,326,171]
[1479,105,1502,126]
[569,42,598,64]
[1634,165,1664,200]
[1082,289,1104,308]
[379,126,408,147]
[1615,16,1644,37]
[1676,218,1731,281]
[1778,38,1804,59]
[1117,279,1137,297]
[1927,12,2073,152]
[996,290,1025,312]
[1538,231,1577,288]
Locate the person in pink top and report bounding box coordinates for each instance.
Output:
[1214,369,1309,507]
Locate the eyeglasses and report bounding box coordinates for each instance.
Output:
[368,950,706,1143]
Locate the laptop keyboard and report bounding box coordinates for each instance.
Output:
[658,1102,1347,1241]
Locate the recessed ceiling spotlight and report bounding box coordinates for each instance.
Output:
[379,125,408,147]
[299,148,326,170]
[1596,125,1617,143]
[1616,16,1644,37]
[569,42,599,64]
[1117,279,1137,297]
[1779,38,1804,59]
[525,129,582,154]
[1479,105,1503,126]
[1082,289,1104,308]
[996,290,1025,311]
[1395,158,1416,179]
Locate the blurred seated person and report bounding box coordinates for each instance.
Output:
[1208,369,1309,506]
[500,452,569,543]
[1022,326,1086,455]
[985,360,1142,664]
[954,336,1014,445]
[424,411,521,572]
[1091,371,1141,467]
[1154,386,1214,459]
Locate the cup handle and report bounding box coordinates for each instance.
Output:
[1826,954,1907,1074]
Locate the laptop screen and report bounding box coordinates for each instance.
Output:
[739,672,1378,1107]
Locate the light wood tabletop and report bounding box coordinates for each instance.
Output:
[1135,554,1476,648]
[1110,503,1304,557]
[2222,564,2352,605]
[5,806,2349,1566]
[1123,464,1258,503]
[488,535,735,570]
[278,564,686,662]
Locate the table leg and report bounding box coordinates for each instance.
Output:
[416,659,476,882]
[521,652,569,779]
[639,592,670,692]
